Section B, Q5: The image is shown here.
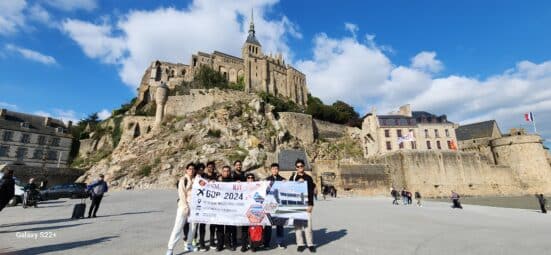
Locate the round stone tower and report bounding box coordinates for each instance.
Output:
[491,131,551,191]
[154,81,169,127]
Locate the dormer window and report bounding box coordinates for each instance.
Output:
[55,127,64,133]
[20,122,30,128]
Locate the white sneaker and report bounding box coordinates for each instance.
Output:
[184,244,197,252]
[165,249,173,255]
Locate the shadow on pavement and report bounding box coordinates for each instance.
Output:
[2,235,118,255]
[281,227,347,248]
[98,210,162,218]
[0,218,73,228]
[0,222,91,234]
[313,228,347,248]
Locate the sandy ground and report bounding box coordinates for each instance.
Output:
[1,190,551,255]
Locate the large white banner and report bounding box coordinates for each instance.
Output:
[188,177,309,226]
[188,177,271,226]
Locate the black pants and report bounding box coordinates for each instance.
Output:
[263,225,284,247]
[241,226,249,247]
[184,222,198,240]
[540,203,547,214]
[88,195,103,217]
[452,199,463,209]
[221,225,237,248]
[210,224,219,247]
[198,223,207,247]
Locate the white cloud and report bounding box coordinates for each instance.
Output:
[61,0,301,88]
[0,0,27,35]
[43,0,97,12]
[0,101,18,110]
[5,44,57,65]
[297,24,551,143]
[97,109,111,120]
[411,51,443,73]
[344,22,358,38]
[28,4,51,25]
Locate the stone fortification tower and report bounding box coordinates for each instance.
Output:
[491,129,551,191]
[155,81,168,127]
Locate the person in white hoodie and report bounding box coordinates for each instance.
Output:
[166,163,197,255]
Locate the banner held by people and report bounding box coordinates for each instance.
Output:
[264,181,309,225]
[188,177,270,226]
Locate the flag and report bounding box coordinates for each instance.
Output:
[398,131,415,144]
[524,112,534,122]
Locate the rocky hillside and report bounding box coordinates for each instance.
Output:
[74,91,364,190]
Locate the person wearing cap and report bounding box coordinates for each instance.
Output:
[86,173,109,218]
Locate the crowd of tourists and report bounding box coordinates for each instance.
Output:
[165,159,316,255]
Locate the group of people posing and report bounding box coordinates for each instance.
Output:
[166,159,317,255]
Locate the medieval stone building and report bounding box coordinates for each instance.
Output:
[134,11,308,112]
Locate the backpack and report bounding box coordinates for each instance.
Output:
[92,181,106,196]
[249,226,263,243]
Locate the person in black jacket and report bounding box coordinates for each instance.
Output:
[291,159,316,253]
[263,163,286,249]
[217,166,237,251]
[0,169,15,212]
[232,160,245,182]
[536,193,547,214]
[197,161,219,251]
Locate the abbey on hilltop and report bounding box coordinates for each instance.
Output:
[133,10,308,111]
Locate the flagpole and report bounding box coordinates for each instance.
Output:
[533,113,538,134]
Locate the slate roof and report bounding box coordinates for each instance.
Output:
[0,109,71,137]
[455,120,500,141]
[278,149,311,171]
[245,33,261,46]
[412,111,453,124]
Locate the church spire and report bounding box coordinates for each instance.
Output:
[249,9,255,36]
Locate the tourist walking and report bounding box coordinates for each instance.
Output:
[451,191,462,209]
[86,174,108,218]
[0,169,15,212]
[406,190,412,205]
[166,163,197,255]
[264,163,286,249]
[415,191,422,207]
[536,193,547,214]
[291,159,316,253]
[401,189,407,205]
[391,188,399,205]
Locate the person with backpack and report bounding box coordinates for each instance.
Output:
[290,159,316,253]
[0,169,15,212]
[86,174,108,218]
[263,163,286,250]
[166,163,197,255]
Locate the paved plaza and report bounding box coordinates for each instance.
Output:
[1,190,551,255]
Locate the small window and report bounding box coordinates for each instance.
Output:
[397,130,402,138]
[51,138,60,147]
[424,129,429,138]
[411,141,417,149]
[47,150,57,160]
[38,136,46,145]
[16,147,28,160]
[426,141,432,149]
[0,146,9,157]
[20,133,30,144]
[33,149,43,159]
[437,141,442,149]
[2,131,13,141]
[399,142,404,149]
[447,141,452,149]
[386,141,392,151]
[435,129,440,138]
[384,130,390,138]
[445,129,450,137]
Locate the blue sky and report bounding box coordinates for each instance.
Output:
[1,0,550,147]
